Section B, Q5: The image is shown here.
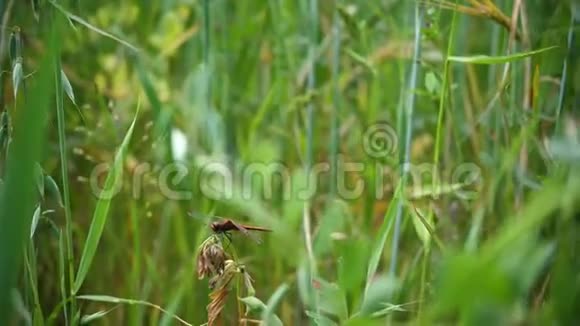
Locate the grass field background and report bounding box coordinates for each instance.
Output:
[0,0,579,325]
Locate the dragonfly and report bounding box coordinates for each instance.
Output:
[189,212,272,244]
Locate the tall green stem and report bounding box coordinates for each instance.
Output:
[388,2,423,279]
[55,58,77,319]
[330,6,341,196]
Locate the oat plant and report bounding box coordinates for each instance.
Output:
[197,231,277,325]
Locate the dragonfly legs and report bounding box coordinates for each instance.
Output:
[221,232,233,250]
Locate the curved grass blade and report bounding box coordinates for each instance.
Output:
[73,103,140,293]
[49,0,139,53]
[76,295,192,326]
[261,283,288,326]
[448,46,559,64]
[363,181,401,298]
[60,69,75,105]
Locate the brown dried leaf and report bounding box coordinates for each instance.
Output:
[206,260,242,325]
[207,287,229,326]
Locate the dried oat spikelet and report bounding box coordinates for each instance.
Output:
[206,260,241,325]
[197,235,227,280]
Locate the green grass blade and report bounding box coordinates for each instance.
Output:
[49,0,139,53]
[388,1,424,281]
[448,46,559,64]
[0,24,58,323]
[73,104,140,293]
[363,181,401,298]
[76,295,192,326]
[55,50,78,318]
[481,178,574,261]
[261,283,288,326]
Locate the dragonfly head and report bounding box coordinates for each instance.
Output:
[209,221,219,231]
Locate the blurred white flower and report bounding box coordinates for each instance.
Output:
[171,128,188,162]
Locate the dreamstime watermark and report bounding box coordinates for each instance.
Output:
[362,122,398,158]
[87,123,483,202]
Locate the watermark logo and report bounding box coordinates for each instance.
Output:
[85,122,483,202]
[363,122,398,158]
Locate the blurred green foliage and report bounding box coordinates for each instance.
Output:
[0,0,579,325]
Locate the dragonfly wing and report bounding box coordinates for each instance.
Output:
[230,220,263,244]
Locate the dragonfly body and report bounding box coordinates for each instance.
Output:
[210,219,271,233]
[209,218,271,244]
[188,211,271,244]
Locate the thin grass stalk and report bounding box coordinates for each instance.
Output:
[203,0,211,108]
[58,230,69,325]
[24,242,43,320]
[220,1,234,159]
[419,0,459,317]
[54,55,77,318]
[487,20,502,159]
[129,201,143,325]
[556,3,578,124]
[330,5,341,196]
[388,2,424,279]
[302,0,319,314]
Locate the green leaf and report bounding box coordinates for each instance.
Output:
[448,46,559,64]
[313,278,348,321]
[261,283,288,326]
[305,310,339,326]
[30,205,41,239]
[12,58,23,99]
[239,296,267,312]
[60,69,76,105]
[59,68,86,123]
[80,308,117,324]
[44,175,64,207]
[358,275,398,316]
[425,71,440,94]
[73,105,139,293]
[410,206,431,249]
[364,181,402,297]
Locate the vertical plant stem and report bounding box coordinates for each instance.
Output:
[302,0,318,313]
[24,242,43,320]
[55,57,77,317]
[330,5,341,196]
[556,2,578,124]
[129,200,143,324]
[203,0,212,110]
[58,230,69,325]
[388,1,423,280]
[420,0,459,317]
